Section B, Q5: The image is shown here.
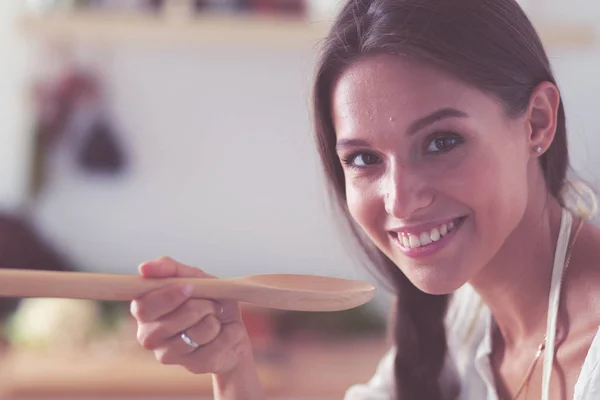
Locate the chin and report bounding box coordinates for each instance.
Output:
[416,282,461,296]
[402,264,468,296]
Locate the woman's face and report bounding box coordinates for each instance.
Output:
[332,54,534,294]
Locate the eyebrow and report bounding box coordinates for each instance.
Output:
[407,108,468,136]
[335,107,468,151]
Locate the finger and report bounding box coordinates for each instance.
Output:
[130,283,192,323]
[154,315,223,364]
[138,256,216,279]
[219,299,242,323]
[138,299,221,350]
[183,321,249,374]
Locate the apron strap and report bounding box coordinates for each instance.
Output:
[541,209,573,400]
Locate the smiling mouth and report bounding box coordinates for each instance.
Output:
[390,216,467,249]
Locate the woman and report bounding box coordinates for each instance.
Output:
[130,0,600,399]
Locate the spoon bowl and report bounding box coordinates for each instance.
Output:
[243,273,372,292]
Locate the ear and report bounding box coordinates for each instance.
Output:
[525,81,561,158]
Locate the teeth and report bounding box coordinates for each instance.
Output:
[397,219,460,249]
[402,236,410,247]
[409,235,421,248]
[419,232,432,246]
[440,224,448,236]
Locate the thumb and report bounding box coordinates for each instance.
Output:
[138,256,216,279]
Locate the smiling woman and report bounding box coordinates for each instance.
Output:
[311,1,600,400]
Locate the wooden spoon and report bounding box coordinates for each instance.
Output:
[0,269,376,312]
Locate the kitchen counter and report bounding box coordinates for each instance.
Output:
[0,337,388,399]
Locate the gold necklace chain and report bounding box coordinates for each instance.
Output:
[510,216,585,400]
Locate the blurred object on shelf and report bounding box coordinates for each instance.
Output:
[26,0,164,13]
[26,0,307,17]
[194,0,242,13]
[247,0,305,16]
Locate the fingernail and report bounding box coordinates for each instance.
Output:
[182,285,193,297]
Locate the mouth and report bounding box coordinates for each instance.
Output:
[389,216,467,257]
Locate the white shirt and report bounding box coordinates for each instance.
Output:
[344,284,600,399]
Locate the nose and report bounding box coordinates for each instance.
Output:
[383,163,434,218]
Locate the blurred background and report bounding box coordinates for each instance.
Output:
[0,0,598,398]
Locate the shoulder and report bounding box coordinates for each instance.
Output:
[344,346,396,399]
[445,283,487,342]
[447,283,483,316]
[343,285,488,400]
[574,327,600,398]
[445,284,489,374]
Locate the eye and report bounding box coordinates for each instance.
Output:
[425,134,462,154]
[342,152,382,168]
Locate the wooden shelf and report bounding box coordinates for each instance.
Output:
[17,11,597,49]
[17,11,328,48]
[536,21,598,49]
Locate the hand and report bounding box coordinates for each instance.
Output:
[130,257,253,375]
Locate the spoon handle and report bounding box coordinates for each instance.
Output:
[0,269,231,301]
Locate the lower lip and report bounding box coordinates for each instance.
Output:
[391,217,466,259]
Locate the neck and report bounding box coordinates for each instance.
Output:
[469,199,565,347]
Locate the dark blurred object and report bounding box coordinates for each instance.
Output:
[74,0,164,12]
[273,304,386,341]
[0,213,76,322]
[0,334,8,356]
[193,0,305,15]
[30,66,128,199]
[77,117,126,174]
[247,0,305,15]
[194,0,242,12]
[241,305,286,362]
[147,0,165,10]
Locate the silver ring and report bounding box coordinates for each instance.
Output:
[181,332,199,350]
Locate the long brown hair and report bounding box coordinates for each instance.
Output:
[311,0,569,398]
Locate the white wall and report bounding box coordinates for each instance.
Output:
[551,50,600,189]
[31,42,389,307]
[0,1,34,211]
[34,44,367,280]
[538,1,600,191]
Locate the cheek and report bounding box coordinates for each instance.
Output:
[456,143,529,246]
[345,182,385,237]
[481,143,529,214]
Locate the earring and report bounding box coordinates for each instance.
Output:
[535,145,543,154]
